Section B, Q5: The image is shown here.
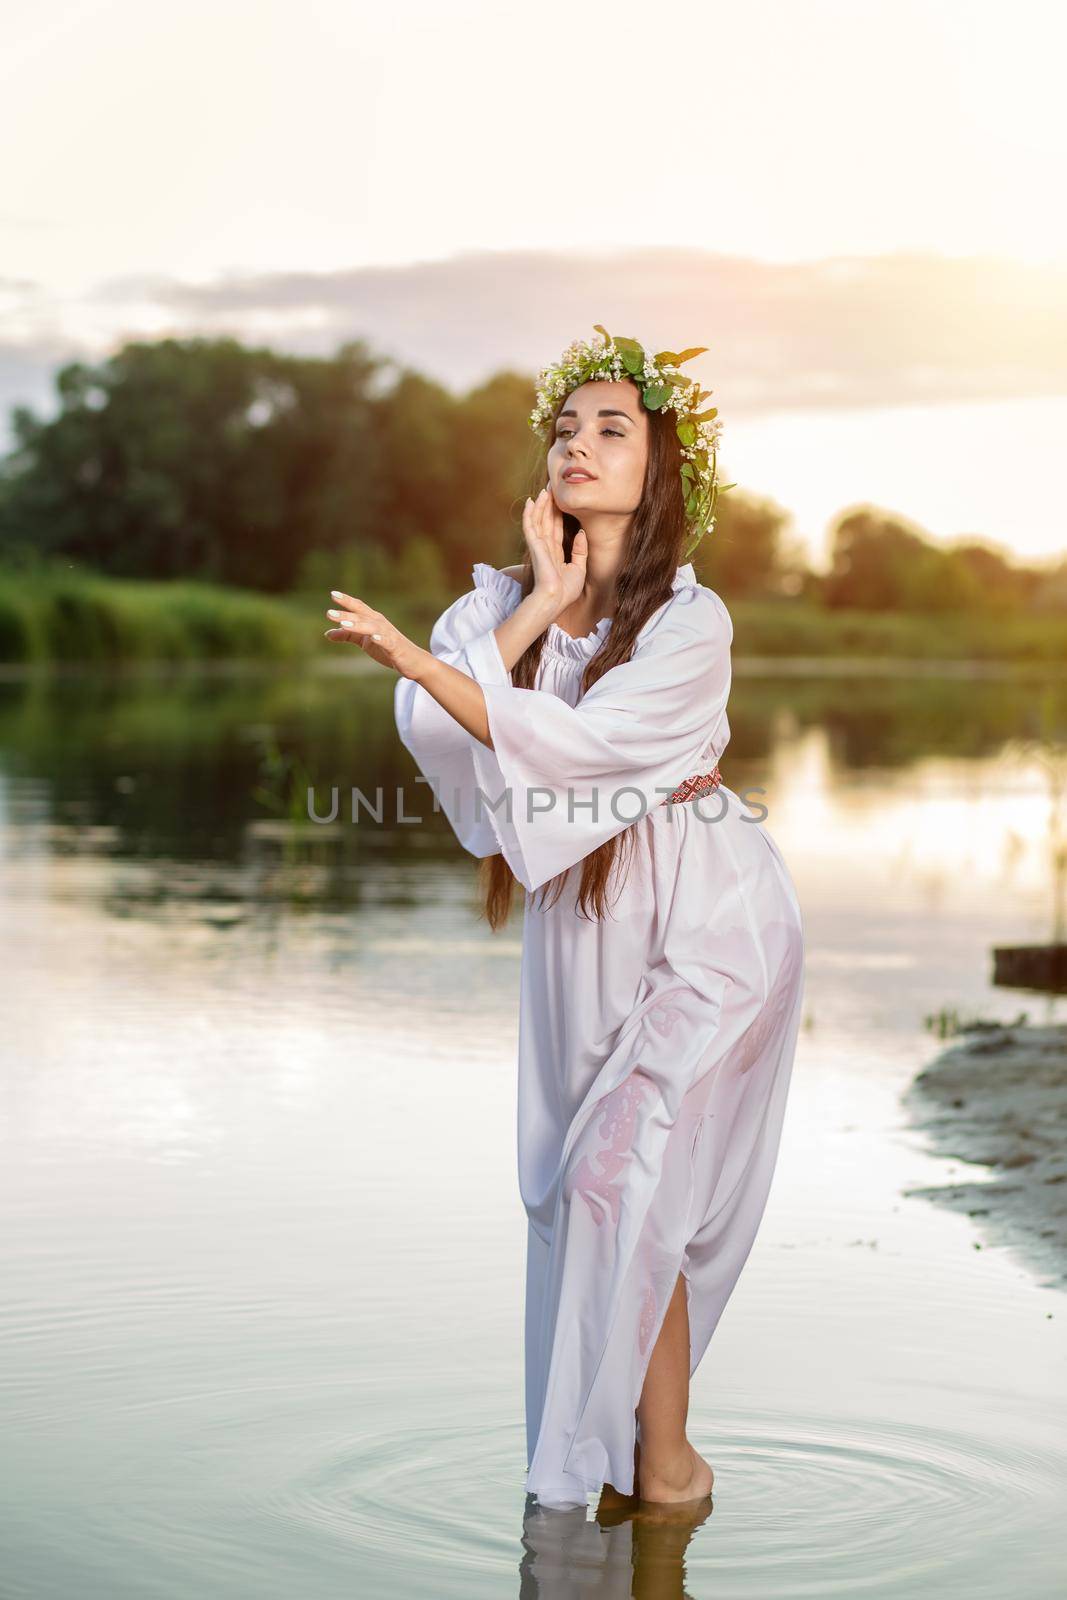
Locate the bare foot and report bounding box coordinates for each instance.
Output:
[638,1440,714,1504]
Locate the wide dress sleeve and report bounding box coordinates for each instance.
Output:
[473,584,731,892]
[393,563,522,860]
[397,569,732,894]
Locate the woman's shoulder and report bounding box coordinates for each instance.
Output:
[471,561,523,599]
[427,562,521,652]
[642,575,733,647]
[687,581,733,639]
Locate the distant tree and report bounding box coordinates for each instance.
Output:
[440,370,543,578]
[365,366,533,589]
[823,506,979,612]
[366,367,464,558]
[0,337,388,591]
[821,507,1058,615]
[1030,558,1067,615]
[944,538,1036,615]
[693,487,795,598]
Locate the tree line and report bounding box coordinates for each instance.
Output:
[1,334,1063,618]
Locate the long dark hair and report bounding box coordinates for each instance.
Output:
[480,378,691,931]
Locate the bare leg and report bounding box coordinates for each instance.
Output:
[635,1271,714,1503]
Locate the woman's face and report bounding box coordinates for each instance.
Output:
[547,379,649,520]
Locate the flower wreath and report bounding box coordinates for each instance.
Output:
[528,323,733,559]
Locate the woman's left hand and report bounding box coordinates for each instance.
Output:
[324,591,425,680]
[523,485,588,617]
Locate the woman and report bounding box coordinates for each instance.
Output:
[325,328,805,1513]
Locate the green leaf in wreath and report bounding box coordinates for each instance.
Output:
[677,420,697,446]
[620,346,644,375]
[642,383,669,408]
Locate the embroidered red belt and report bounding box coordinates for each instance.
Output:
[662,765,722,805]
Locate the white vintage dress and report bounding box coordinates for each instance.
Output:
[394,560,805,1511]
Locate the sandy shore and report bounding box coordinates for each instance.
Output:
[902,1020,1067,1290]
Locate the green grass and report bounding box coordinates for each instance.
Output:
[731,598,1066,664]
[0,565,321,664]
[0,565,1063,666]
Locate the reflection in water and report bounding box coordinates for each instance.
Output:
[2,661,1064,906]
[520,1492,713,1599]
[1,660,1066,1598]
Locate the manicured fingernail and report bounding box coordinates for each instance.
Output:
[331,590,343,600]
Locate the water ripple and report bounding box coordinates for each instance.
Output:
[257,1407,1065,1598]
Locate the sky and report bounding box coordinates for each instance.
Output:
[1,0,1065,564]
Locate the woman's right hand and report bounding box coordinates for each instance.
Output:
[522,486,588,617]
[324,591,428,681]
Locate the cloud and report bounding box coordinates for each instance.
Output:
[1,249,1065,453]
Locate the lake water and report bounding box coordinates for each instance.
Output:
[1,658,1066,1598]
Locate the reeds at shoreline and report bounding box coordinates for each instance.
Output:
[1,562,1064,667]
